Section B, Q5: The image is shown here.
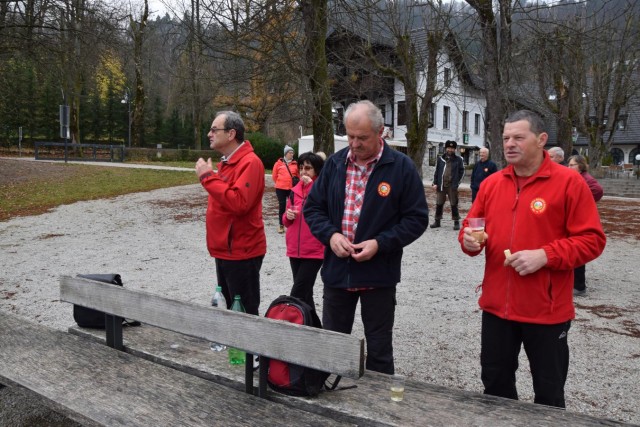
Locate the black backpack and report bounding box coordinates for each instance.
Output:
[265,295,340,397]
[73,274,140,329]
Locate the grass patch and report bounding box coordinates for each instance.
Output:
[0,163,197,221]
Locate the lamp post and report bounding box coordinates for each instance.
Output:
[121,89,131,147]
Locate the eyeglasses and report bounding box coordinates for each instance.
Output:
[301,166,314,171]
[209,127,231,133]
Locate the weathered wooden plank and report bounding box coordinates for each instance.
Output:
[0,311,351,427]
[69,324,630,427]
[60,275,364,378]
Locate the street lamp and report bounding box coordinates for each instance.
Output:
[121,89,131,147]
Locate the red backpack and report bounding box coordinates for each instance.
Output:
[265,295,339,397]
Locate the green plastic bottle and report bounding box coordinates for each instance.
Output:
[228,295,246,365]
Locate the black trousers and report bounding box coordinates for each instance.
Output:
[480,311,571,408]
[215,256,264,315]
[275,189,291,226]
[574,264,586,291]
[322,286,396,374]
[471,187,479,202]
[289,258,323,310]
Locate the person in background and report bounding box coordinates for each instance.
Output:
[548,146,566,165]
[470,147,498,202]
[283,152,325,309]
[459,110,606,408]
[195,110,266,317]
[272,145,299,234]
[305,100,429,374]
[568,154,604,296]
[431,140,465,230]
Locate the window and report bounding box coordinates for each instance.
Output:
[429,104,435,128]
[443,106,450,129]
[444,68,451,86]
[617,115,627,130]
[474,114,480,135]
[462,111,469,133]
[397,101,406,126]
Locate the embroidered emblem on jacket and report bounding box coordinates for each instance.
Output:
[530,198,547,214]
[378,182,391,197]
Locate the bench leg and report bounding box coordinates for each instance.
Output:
[105,314,124,350]
[244,353,254,395]
[258,357,269,398]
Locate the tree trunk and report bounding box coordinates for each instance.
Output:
[301,0,334,154]
[131,1,149,148]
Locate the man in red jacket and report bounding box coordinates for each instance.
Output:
[458,110,606,408]
[195,111,266,316]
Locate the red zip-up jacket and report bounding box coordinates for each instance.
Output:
[459,152,606,324]
[282,179,324,259]
[200,141,267,260]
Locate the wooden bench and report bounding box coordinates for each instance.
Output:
[0,311,348,427]
[59,275,365,398]
[59,277,629,426]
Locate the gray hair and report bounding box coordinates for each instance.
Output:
[548,146,564,158]
[505,110,547,135]
[216,111,245,142]
[344,100,384,132]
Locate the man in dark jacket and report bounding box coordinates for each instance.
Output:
[470,147,498,202]
[304,100,429,374]
[431,140,465,230]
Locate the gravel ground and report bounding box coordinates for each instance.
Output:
[1,178,639,425]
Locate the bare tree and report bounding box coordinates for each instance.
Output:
[329,0,454,176]
[575,9,640,168]
[300,0,334,153]
[128,0,149,147]
[464,0,514,166]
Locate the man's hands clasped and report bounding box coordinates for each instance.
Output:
[329,233,379,262]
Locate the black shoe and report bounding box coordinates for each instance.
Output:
[453,221,460,231]
[573,288,586,297]
[430,220,441,229]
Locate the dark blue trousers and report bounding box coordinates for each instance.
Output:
[322,286,396,374]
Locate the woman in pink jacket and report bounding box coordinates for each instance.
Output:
[282,152,325,310]
[568,155,603,296]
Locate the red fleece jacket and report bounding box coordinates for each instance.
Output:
[459,152,606,324]
[200,141,266,260]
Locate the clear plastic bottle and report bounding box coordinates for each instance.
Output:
[228,295,246,365]
[210,286,227,352]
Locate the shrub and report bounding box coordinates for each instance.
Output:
[247,132,297,169]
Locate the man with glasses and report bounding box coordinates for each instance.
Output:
[195,111,266,321]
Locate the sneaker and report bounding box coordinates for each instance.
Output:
[453,221,460,231]
[573,288,586,297]
[253,355,260,370]
[278,225,284,234]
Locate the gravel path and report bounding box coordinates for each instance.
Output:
[1,181,639,425]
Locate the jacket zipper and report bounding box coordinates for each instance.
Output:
[296,193,305,258]
[506,178,520,318]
